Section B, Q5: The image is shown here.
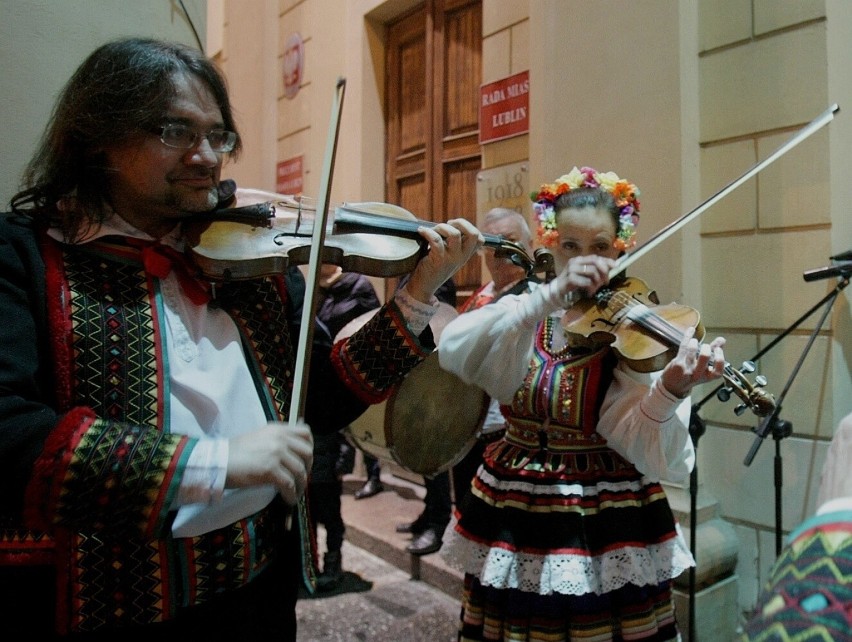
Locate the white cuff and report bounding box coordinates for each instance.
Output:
[640,379,683,423]
[393,286,439,335]
[175,439,228,506]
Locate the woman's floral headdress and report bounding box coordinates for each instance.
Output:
[530,166,641,251]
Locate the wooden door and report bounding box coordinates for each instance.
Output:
[385,0,482,298]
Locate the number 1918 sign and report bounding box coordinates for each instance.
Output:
[475,162,530,225]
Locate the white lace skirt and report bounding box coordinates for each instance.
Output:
[441,439,695,597]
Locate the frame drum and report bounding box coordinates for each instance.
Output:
[382,351,488,476]
[343,400,393,465]
[342,302,488,477]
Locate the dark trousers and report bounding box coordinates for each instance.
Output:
[451,432,503,505]
[309,479,346,553]
[421,470,451,529]
[363,453,381,480]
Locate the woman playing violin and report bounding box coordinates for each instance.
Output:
[438,166,726,642]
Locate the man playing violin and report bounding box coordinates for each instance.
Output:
[438,166,726,642]
[0,37,482,640]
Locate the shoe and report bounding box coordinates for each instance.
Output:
[395,518,427,534]
[406,526,443,556]
[354,478,384,500]
[316,550,343,591]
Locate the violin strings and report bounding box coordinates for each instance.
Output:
[605,290,773,414]
[337,206,512,253]
[614,294,749,384]
[612,292,684,346]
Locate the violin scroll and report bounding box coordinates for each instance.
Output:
[531,247,556,281]
[491,242,554,277]
[718,361,776,417]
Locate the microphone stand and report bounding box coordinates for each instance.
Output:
[686,404,705,642]
[684,274,849,638]
[742,274,849,554]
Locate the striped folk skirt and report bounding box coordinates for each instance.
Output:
[441,437,693,642]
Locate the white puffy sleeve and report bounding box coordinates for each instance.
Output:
[597,364,695,483]
[438,281,563,403]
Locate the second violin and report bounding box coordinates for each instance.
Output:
[184,190,552,281]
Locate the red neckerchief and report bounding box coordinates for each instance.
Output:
[126,238,211,305]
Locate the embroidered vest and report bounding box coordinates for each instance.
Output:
[37,238,316,632]
[504,316,616,446]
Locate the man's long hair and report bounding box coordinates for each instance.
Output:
[10,37,242,241]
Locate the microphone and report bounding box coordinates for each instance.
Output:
[803,261,852,282]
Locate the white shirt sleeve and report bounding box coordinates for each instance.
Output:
[174,438,229,506]
[438,280,564,402]
[816,411,852,507]
[438,281,694,483]
[597,365,694,483]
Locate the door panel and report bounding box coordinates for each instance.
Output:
[441,1,481,137]
[386,0,482,298]
[399,39,428,154]
[443,157,481,287]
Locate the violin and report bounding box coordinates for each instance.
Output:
[184,190,552,281]
[561,276,776,418]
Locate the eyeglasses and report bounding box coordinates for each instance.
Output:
[154,123,238,153]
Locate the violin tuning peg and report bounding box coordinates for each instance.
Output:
[734,404,748,416]
[755,375,767,387]
[716,387,732,403]
[740,361,756,374]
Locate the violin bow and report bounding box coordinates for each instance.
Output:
[610,104,840,279]
[290,77,347,425]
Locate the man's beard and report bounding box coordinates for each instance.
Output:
[172,185,220,214]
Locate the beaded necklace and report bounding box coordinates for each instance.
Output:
[542,314,573,358]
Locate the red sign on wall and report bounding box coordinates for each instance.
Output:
[479,70,529,144]
[276,155,303,194]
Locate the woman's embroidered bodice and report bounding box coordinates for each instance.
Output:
[503,316,615,448]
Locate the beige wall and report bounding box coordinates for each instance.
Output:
[4,0,851,632]
[694,0,852,613]
[215,0,397,203]
[531,1,688,304]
